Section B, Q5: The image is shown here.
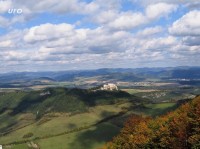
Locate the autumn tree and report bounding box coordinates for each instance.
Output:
[104,96,200,149]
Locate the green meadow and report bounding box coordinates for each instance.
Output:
[0,88,180,149]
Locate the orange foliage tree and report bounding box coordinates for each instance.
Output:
[104,96,200,149]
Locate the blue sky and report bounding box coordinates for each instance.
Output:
[0,0,200,72]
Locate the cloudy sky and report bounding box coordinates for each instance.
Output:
[0,0,200,72]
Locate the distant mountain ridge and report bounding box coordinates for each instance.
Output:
[0,67,199,84]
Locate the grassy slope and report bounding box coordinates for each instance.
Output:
[0,88,133,131]
[1,101,177,149]
[37,123,120,149]
[8,123,120,149]
[142,103,176,116]
[0,88,180,149]
[0,103,130,144]
[5,102,177,149]
[10,88,133,117]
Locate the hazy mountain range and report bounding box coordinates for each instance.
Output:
[0,67,199,84]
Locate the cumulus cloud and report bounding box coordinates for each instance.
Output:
[3,51,29,61]
[141,36,177,51]
[0,16,9,27]
[0,0,12,14]
[107,12,147,30]
[0,0,99,28]
[0,0,177,30]
[24,23,75,43]
[0,0,199,72]
[0,40,14,48]
[182,36,200,46]
[11,0,95,14]
[136,26,163,37]
[22,23,132,56]
[145,3,177,20]
[169,10,200,49]
[92,2,177,31]
[0,22,175,69]
[169,10,200,36]
[90,10,118,24]
[133,0,200,7]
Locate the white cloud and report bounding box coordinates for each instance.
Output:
[24,23,75,43]
[169,10,200,36]
[136,26,163,37]
[91,2,177,31]
[142,36,177,51]
[107,12,147,30]
[12,0,93,14]
[0,0,100,28]
[2,51,28,61]
[23,23,132,56]
[0,40,14,48]
[145,3,177,20]
[91,10,118,24]
[0,0,12,14]
[182,36,200,46]
[0,0,199,72]
[134,0,200,7]
[0,16,9,27]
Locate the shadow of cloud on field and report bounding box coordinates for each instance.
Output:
[100,111,116,118]
[68,123,120,149]
[67,123,77,129]
[0,114,18,134]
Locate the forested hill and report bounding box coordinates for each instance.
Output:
[105,95,200,149]
[0,88,142,119]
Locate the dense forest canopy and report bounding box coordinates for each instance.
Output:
[104,96,200,149]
